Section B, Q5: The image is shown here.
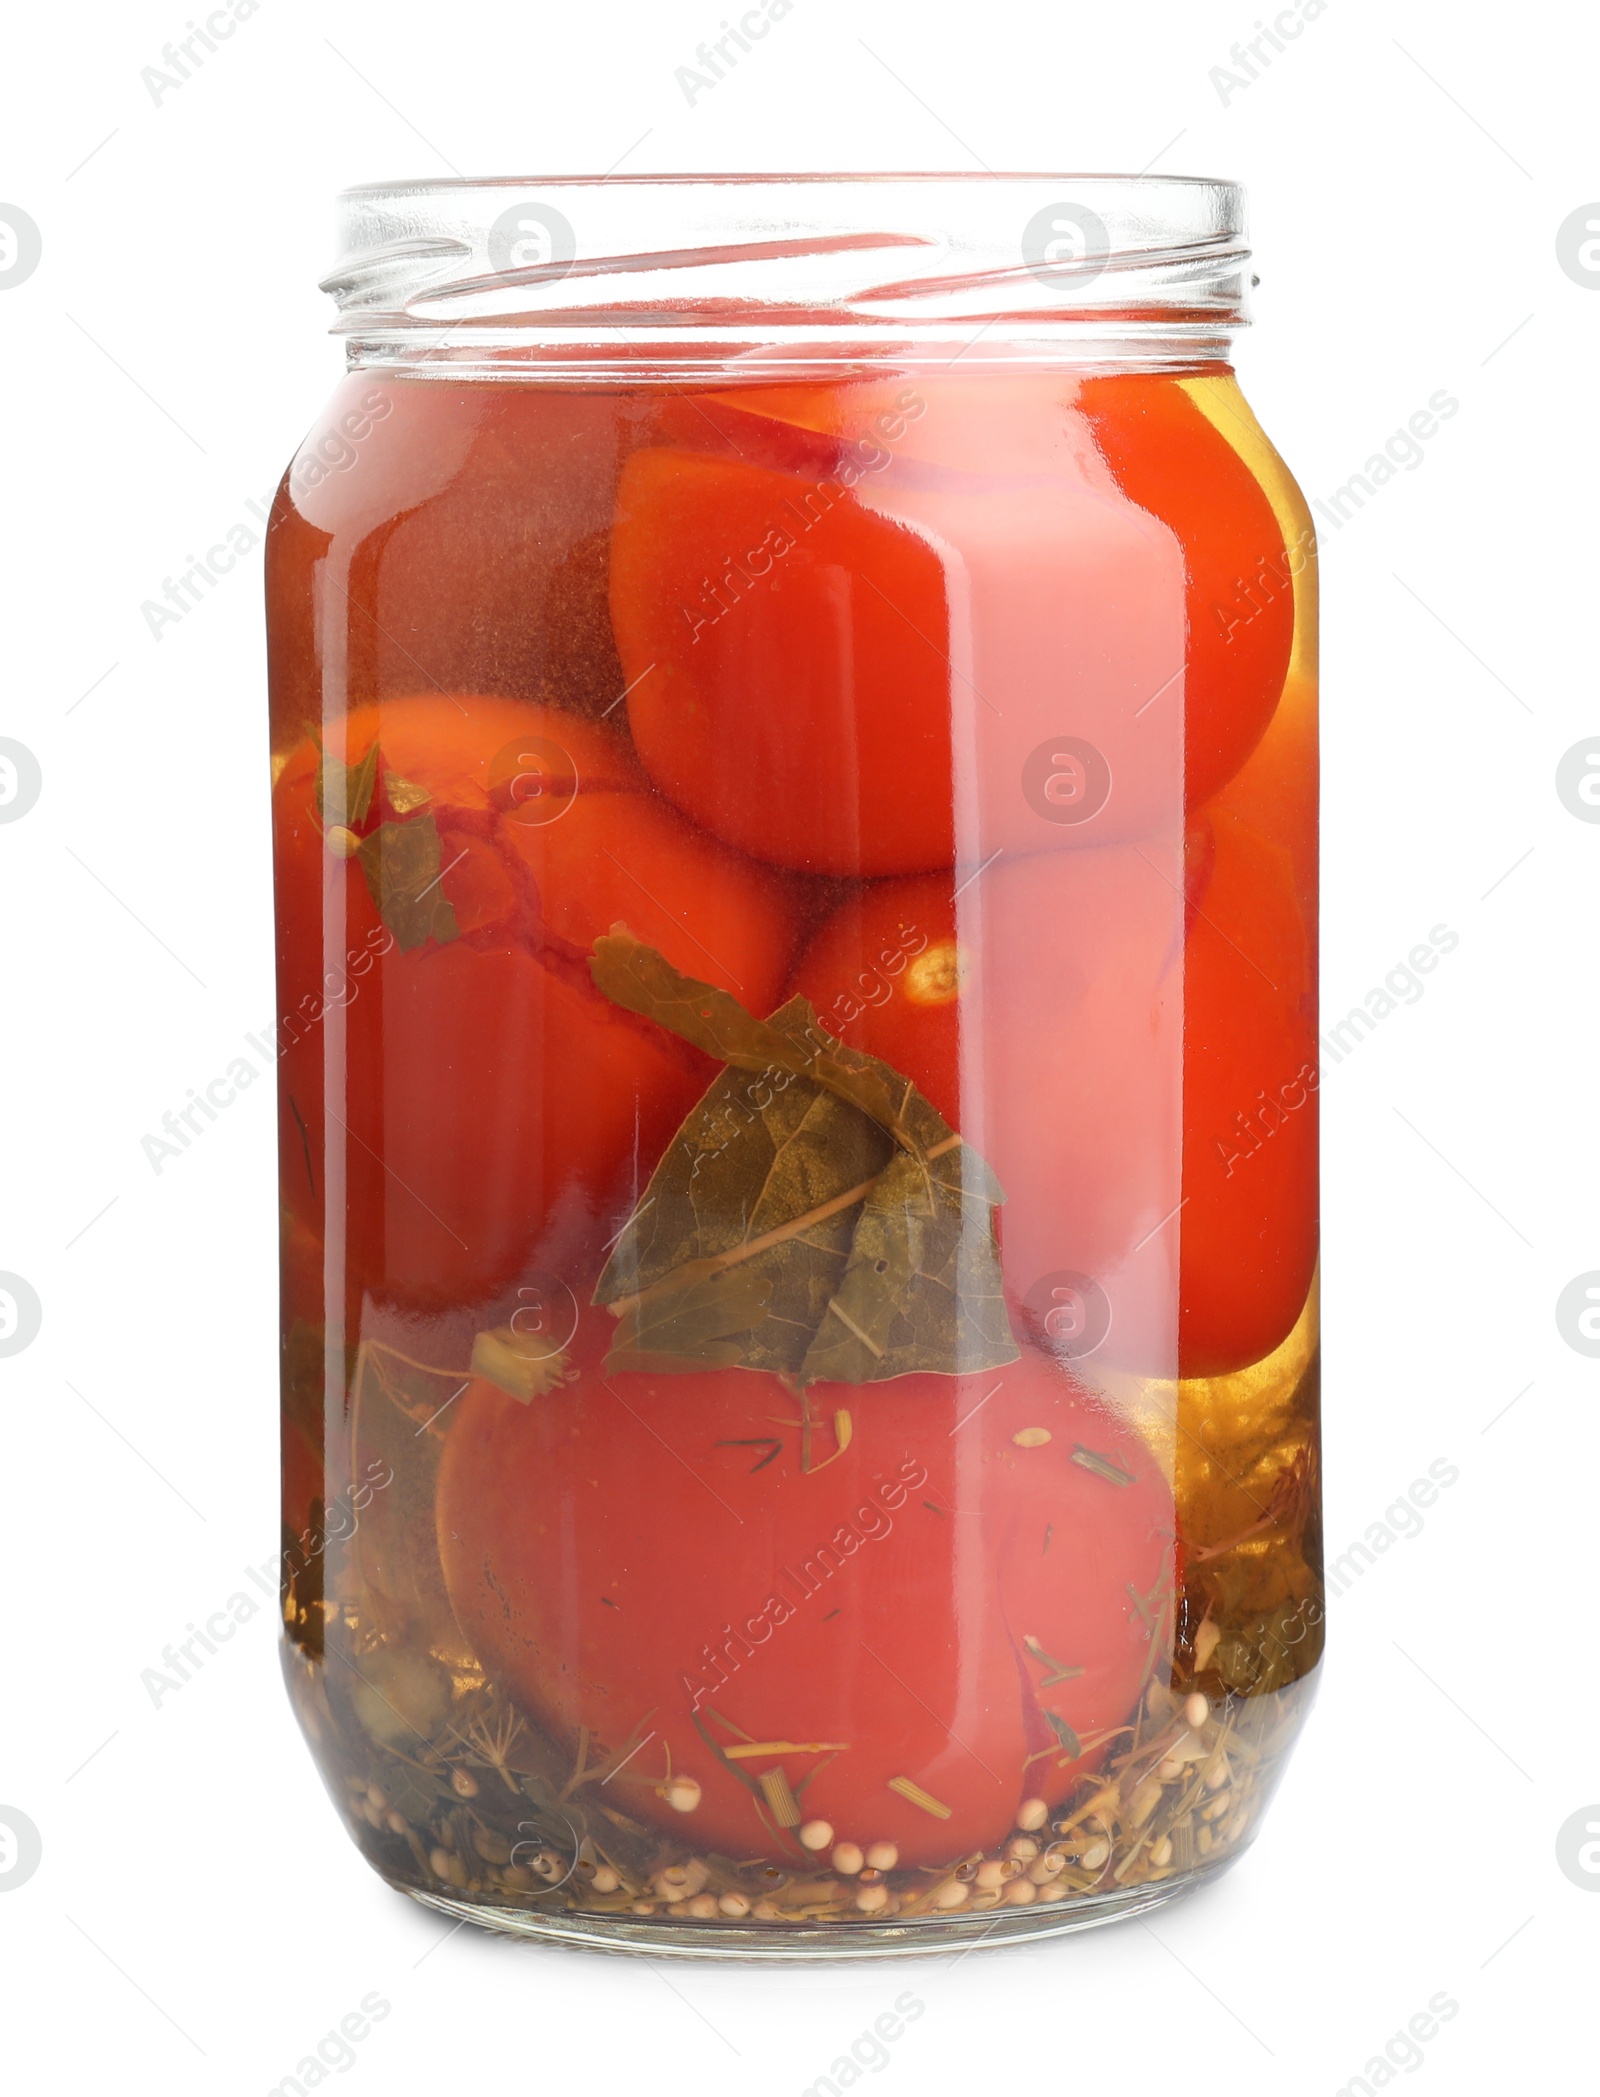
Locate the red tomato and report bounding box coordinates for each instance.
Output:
[611,413,1190,878]
[610,376,1291,879]
[790,817,1316,1377]
[437,1322,1172,1864]
[612,447,957,876]
[791,846,1183,1374]
[1211,662,1319,973]
[1075,375,1295,810]
[273,694,799,1308]
[1178,809,1318,1374]
[789,874,965,1118]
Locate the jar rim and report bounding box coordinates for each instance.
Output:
[336,169,1238,193]
[325,172,1253,379]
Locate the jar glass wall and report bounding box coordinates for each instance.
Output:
[268,175,1320,1958]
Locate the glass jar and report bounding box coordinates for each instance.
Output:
[267,174,1320,1958]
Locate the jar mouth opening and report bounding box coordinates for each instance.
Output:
[325,172,1252,377]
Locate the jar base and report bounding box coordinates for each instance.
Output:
[400,1862,1223,1961]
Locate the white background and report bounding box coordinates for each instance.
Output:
[2,1,1595,2091]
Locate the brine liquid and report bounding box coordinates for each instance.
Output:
[270,367,1321,1937]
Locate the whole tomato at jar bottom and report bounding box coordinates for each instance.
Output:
[436,1323,1172,1866]
[790,812,1316,1379]
[272,694,799,1310]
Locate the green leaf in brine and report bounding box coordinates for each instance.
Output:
[355,817,461,952]
[590,931,952,1160]
[590,946,1018,1387]
[598,1267,777,1376]
[313,732,379,831]
[598,1063,896,1379]
[383,771,432,816]
[798,1141,1014,1385]
[1044,1710,1083,1759]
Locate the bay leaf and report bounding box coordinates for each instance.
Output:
[591,932,950,1159]
[383,770,432,816]
[599,1065,895,1378]
[355,816,461,953]
[313,733,378,831]
[602,1267,777,1375]
[591,939,1017,1386]
[798,1141,1015,1385]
